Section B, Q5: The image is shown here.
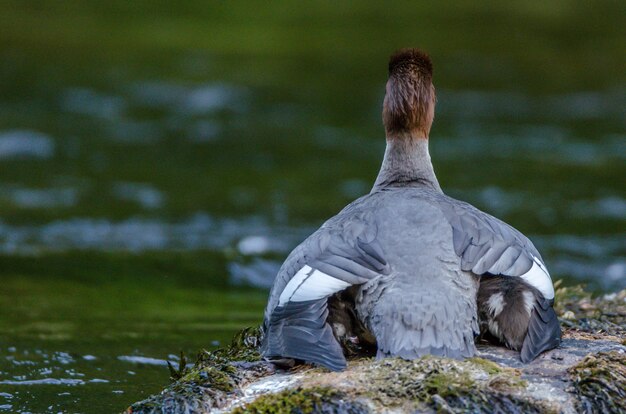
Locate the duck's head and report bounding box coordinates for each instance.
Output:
[383,48,435,139]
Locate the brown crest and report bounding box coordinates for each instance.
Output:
[383,48,435,137]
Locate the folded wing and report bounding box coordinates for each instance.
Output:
[262,212,389,370]
[438,197,554,300]
[437,195,560,360]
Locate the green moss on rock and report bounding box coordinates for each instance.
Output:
[175,363,238,392]
[231,356,539,414]
[199,326,263,365]
[125,326,268,413]
[367,357,475,402]
[358,356,542,413]
[467,357,503,375]
[232,387,369,414]
[569,351,626,413]
[124,285,626,414]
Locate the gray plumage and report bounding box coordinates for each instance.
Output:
[262,183,481,369]
[261,138,560,370]
[261,49,559,370]
[354,188,480,361]
[438,199,539,278]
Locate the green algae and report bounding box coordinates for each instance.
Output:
[177,363,238,393]
[232,387,369,414]
[368,357,475,402]
[466,357,503,375]
[168,351,190,381]
[358,356,541,413]
[568,351,626,413]
[198,326,263,365]
[125,326,267,413]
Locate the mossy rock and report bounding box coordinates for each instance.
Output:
[232,387,370,414]
[125,327,266,413]
[124,286,626,413]
[569,351,626,413]
[555,284,625,337]
[358,356,543,413]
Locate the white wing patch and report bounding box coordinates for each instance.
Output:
[520,257,554,300]
[278,265,351,306]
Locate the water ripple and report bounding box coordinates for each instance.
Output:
[0,213,307,254]
[0,130,55,160]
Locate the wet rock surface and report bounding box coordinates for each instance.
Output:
[124,288,625,414]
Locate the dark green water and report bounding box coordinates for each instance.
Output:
[0,1,624,412]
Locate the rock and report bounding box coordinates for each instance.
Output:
[124,287,626,414]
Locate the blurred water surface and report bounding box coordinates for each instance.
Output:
[0,1,624,412]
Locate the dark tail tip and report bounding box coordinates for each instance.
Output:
[388,48,433,78]
[262,300,348,371]
[520,299,561,363]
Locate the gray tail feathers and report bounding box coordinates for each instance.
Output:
[520,297,561,363]
[376,340,475,361]
[361,279,479,361]
[261,299,346,371]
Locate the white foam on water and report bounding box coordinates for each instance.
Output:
[10,360,36,366]
[0,378,84,386]
[237,235,271,255]
[0,213,307,254]
[52,352,74,365]
[117,356,170,367]
[0,130,55,160]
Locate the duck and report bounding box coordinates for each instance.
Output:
[261,48,561,371]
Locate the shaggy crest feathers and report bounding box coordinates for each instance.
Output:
[388,48,433,78]
[383,48,435,137]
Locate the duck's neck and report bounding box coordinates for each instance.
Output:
[372,135,442,193]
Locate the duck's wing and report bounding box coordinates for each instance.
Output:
[262,211,389,371]
[437,196,554,300]
[437,195,560,361]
